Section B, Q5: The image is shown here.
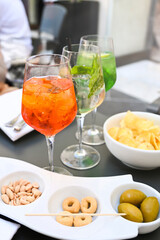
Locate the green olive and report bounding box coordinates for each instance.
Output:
[118,203,143,222]
[140,197,159,222]
[120,189,146,206]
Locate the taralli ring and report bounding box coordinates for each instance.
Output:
[56,211,74,226]
[62,197,81,213]
[74,215,92,227]
[81,196,97,213]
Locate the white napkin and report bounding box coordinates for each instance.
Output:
[0,89,33,141]
[113,60,160,103]
[0,218,20,240]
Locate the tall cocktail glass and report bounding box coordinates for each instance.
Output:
[60,44,105,170]
[22,54,77,174]
[80,35,117,145]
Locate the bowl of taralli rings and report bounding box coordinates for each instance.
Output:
[111,182,160,234]
[103,111,160,170]
[56,196,98,227]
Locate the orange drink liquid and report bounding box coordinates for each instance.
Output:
[22,76,77,136]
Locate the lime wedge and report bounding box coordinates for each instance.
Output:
[71,65,91,75]
[101,53,111,58]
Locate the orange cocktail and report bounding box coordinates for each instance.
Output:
[22,76,77,136]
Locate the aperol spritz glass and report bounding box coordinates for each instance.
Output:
[22,54,77,174]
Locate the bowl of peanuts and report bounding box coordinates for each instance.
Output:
[103,111,160,170]
[0,171,43,206]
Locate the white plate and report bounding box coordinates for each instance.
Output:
[0,157,159,240]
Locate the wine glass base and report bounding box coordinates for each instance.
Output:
[60,144,100,170]
[75,125,105,146]
[44,166,72,175]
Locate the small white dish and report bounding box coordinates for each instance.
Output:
[111,182,160,234]
[103,111,160,170]
[0,157,159,240]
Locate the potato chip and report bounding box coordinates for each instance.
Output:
[156,138,160,150]
[136,142,155,150]
[120,119,126,128]
[122,111,140,130]
[155,135,160,142]
[135,119,153,133]
[143,126,160,136]
[135,132,152,143]
[122,111,153,133]
[108,127,119,140]
[107,111,160,150]
[132,129,139,138]
[150,133,160,150]
[117,128,133,139]
[118,135,137,148]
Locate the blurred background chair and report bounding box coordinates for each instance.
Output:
[38,3,67,54]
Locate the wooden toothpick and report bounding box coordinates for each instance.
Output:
[25,212,126,217]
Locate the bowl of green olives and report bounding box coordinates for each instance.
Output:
[111,182,160,234]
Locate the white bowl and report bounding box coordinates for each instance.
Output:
[103,111,160,170]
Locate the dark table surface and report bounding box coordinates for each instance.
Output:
[0,89,159,240]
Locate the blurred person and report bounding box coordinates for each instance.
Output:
[0,0,33,69]
[0,50,7,92]
[0,50,18,95]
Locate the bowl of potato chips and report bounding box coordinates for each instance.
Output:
[103,111,160,170]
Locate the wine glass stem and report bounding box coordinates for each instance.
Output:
[76,116,84,152]
[91,108,97,131]
[45,135,55,172]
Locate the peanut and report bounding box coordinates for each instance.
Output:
[1,186,7,194]
[15,185,20,193]
[20,196,29,205]
[32,182,39,188]
[25,183,32,191]
[9,200,14,206]
[1,194,9,204]
[20,185,26,192]
[26,196,35,203]
[19,179,29,186]
[6,188,14,200]
[33,189,42,198]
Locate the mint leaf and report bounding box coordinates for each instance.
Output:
[88,54,104,98]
